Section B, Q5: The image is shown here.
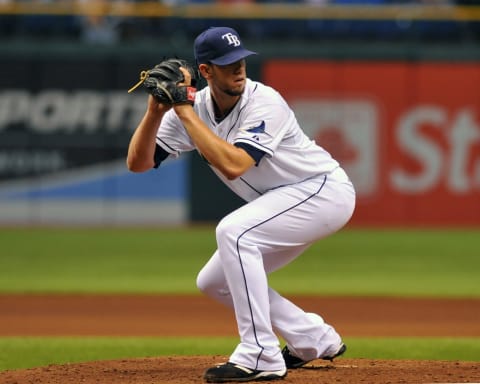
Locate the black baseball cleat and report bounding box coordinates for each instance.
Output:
[204,362,287,382]
[282,343,347,369]
[322,343,347,362]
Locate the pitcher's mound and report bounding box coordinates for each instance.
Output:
[1,356,479,384]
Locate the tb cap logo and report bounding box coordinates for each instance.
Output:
[222,33,241,47]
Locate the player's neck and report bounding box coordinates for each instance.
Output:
[211,94,239,121]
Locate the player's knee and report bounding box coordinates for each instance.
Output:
[216,215,259,263]
[196,266,218,294]
[196,269,229,299]
[215,216,238,246]
[196,268,210,294]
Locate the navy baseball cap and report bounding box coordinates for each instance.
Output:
[194,27,257,66]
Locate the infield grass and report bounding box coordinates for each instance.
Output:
[0,337,479,372]
[0,227,478,297]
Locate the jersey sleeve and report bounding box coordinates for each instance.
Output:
[155,109,196,157]
[234,142,267,166]
[153,144,170,168]
[233,92,292,158]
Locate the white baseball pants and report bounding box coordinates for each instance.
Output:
[196,167,356,371]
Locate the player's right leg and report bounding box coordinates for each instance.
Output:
[196,250,233,308]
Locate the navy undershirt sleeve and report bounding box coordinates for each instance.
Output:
[234,142,267,166]
[154,143,265,169]
[153,144,170,168]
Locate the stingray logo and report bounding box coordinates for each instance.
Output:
[246,121,266,134]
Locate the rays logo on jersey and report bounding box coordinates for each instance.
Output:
[241,121,266,141]
[246,121,266,134]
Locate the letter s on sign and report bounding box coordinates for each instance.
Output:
[390,106,445,193]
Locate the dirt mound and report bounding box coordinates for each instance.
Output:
[1,356,479,384]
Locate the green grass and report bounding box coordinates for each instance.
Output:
[0,227,215,294]
[0,227,478,297]
[270,228,480,297]
[0,337,478,372]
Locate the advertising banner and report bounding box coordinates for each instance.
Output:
[0,57,187,225]
[264,61,480,226]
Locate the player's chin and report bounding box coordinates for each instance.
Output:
[225,84,245,96]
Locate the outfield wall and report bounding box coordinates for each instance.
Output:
[0,42,479,226]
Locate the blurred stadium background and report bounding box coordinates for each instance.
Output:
[0,0,479,227]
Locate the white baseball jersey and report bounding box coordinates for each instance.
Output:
[156,79,339,202]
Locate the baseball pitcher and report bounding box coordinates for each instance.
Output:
[127,26,355,383]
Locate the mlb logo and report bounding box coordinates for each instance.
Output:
[291,99,379,197]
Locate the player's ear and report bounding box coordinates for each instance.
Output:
[199,63,212,79]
